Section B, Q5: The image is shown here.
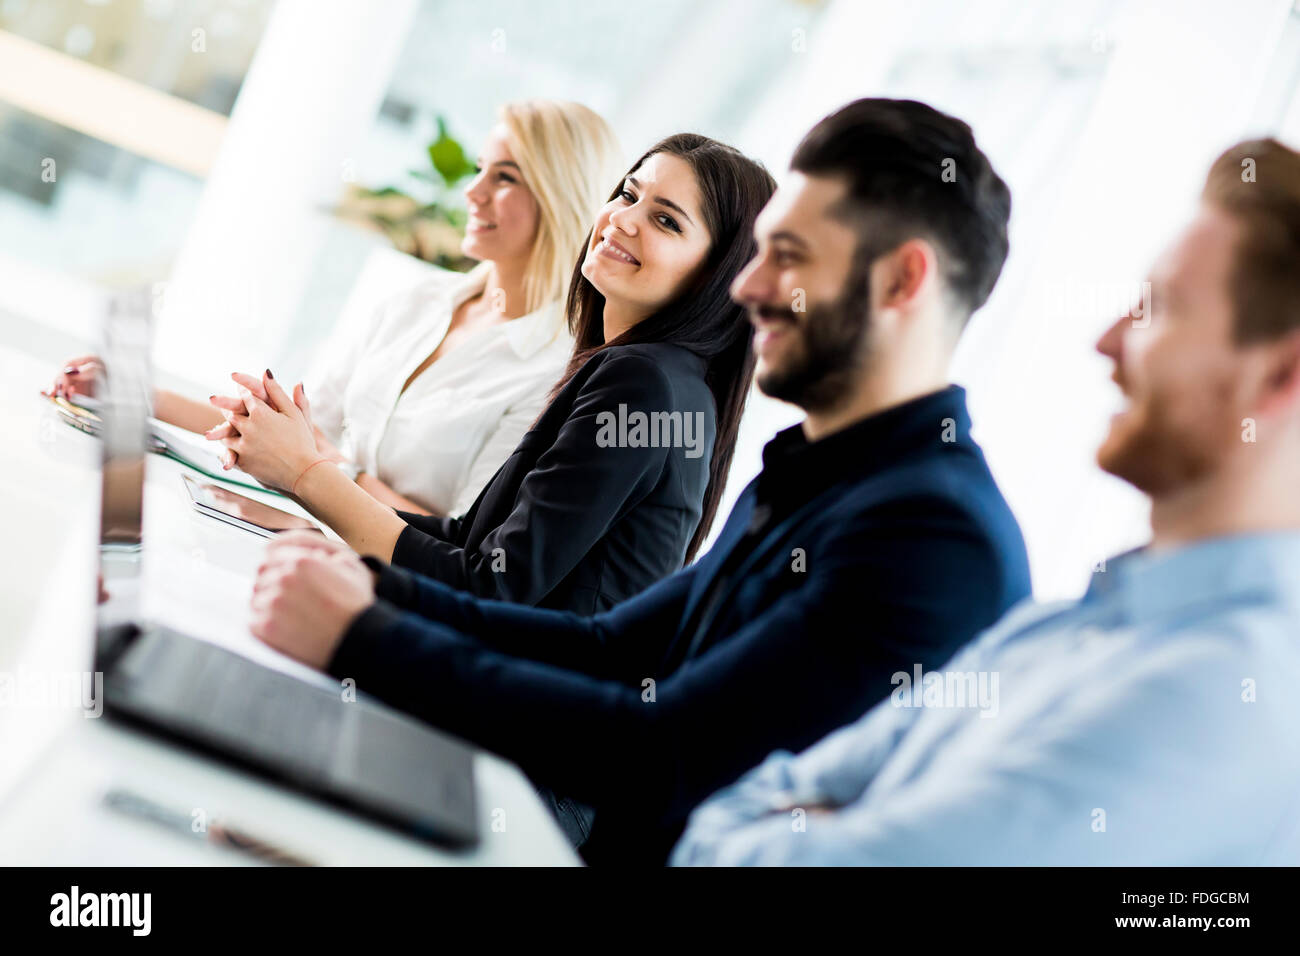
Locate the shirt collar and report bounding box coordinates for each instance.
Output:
[449,267,570,360]
[1084,530,1300,625]
[756,385,972,507]
[501,301,568,359]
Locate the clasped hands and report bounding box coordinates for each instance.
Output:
[251,531,376,669]
[208,373,373,668]
[204,370,345,493]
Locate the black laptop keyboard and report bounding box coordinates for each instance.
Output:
[118,630,345,775]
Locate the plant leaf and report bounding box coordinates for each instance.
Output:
[428,115,475,186]
[356,185,408,198]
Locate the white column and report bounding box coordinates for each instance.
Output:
[155,0,419,389]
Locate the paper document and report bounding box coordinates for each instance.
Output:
[148,418,283,497]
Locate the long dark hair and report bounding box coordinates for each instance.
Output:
[552,133,776,563]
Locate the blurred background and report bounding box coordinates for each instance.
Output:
[2,0,1298,599]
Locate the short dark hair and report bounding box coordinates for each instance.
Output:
[791,98,1011,321]
[1202,138,1300,346]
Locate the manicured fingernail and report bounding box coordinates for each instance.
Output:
[266,369,274,380]
[63,366,78,375]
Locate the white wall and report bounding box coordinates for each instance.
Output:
[96,0,1300,597]
[713,0,1298,597]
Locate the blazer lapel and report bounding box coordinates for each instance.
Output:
[666,479,857,668]
[675,482,758,631]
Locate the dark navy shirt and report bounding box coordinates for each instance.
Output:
[334,385,1031,864]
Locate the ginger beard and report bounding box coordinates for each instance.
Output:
[1094,203,1263,500]
[1095,351,1244,497]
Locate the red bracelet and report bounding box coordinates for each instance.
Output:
[290,457,331,497]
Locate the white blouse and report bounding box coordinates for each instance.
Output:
[306,267,572,517]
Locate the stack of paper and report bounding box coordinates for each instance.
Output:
[46,392,284,498]
[148,419,283,497]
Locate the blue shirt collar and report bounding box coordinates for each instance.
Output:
[1084,530,1300,625]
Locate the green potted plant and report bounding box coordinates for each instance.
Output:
[337,116,478,270]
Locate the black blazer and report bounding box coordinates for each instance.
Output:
[389,342,717,614]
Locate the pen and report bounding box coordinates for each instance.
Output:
[51,395,101,421]
[102,787,316,866]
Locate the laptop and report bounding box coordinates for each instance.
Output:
[92,289,479,850]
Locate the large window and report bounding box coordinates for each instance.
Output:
[0,0,272,344]
[4,0,1298,596]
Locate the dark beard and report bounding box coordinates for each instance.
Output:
[756,276,871,412]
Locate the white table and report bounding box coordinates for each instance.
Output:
[0,345,578,865]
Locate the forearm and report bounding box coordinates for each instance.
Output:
[673,736,882,866]
[356,472,437,516]
[675,809,844,866]
[153,388,224,433]
[328,602,654,803]
[672,751,804,863]
[294,460,408,561]
[363,559,623,674]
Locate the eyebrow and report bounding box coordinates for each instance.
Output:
[479,159,522,171]
[626,176,696,227]
[767,229,810,250]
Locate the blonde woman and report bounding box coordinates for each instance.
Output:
[50,100,624,517]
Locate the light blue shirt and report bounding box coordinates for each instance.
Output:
[671,532,1300,865]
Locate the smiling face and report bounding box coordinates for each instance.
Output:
[580,151,713,329]
[461,124,541,266]
[1094,205,1251,495]
[730,172,870,410]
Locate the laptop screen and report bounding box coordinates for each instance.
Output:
[94,288,153,672]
